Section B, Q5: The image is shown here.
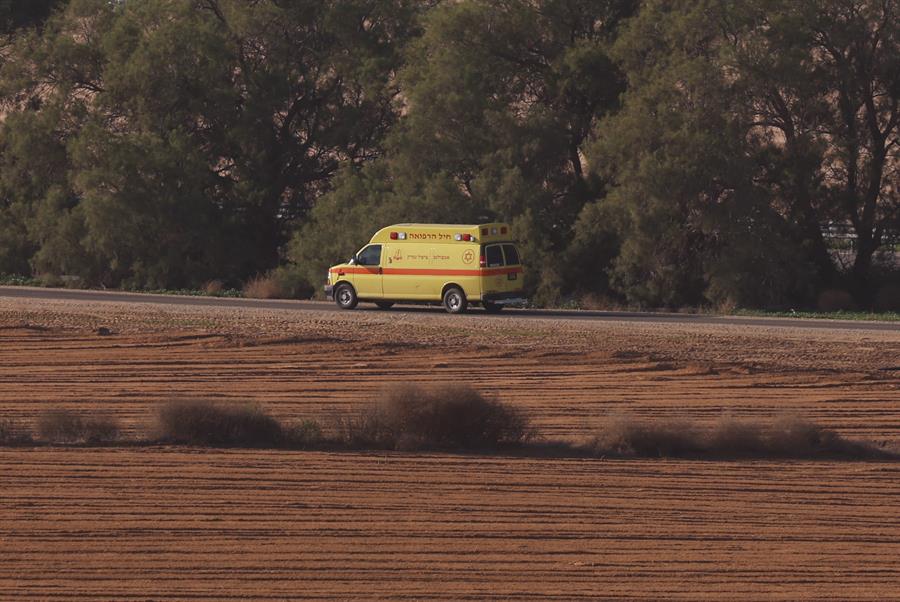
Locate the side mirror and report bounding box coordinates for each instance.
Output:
[348,256,358,265]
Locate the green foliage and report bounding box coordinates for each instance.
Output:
[586,0,897,309]
[0,0,896,309]
[0,0,420,288]
[288,0,634,304]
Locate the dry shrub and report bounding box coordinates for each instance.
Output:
[590,417,705,457]
[588,415,888,460]
[282,419,323,449]
[337,384,530,451]
[577,293,627,311]
[242,274,285,299]
[714,296,739,315]
[156,400,283,447]
[242,268,313,300]
[203,279,225,295]
[37,272,63,288]
[37,410,120,444]
[816,289,856,312]
[764,416,847,456]
[0,419,33,445]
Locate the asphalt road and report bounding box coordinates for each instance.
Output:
[1,285,898,332]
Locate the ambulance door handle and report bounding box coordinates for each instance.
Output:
[378,267,383,274]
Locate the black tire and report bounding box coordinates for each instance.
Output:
[483,301,503,314]
[375,301,394,310]
[334,283,358,310]
[442,286,467,314]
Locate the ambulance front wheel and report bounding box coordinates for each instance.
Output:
[443,287,468,314]
[334,283,358,310]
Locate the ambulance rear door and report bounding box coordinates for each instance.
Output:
[482,243,523,295]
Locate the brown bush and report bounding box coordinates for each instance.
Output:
[242,268,313,300]
[587,415,889,459]
[589,417,704,457]
[242,274,285,299]
[337,384,530,451]
[202,279,225,295]
[156,400,284,447]
[577,293,627,311]
[37,410,120,444]
[282,419,324,449]
[0,418,33,445]
[816,289,856,312]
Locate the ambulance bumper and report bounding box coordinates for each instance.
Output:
[481,292,527,305]
[323,284,334,300]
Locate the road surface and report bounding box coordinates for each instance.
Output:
[1,285,897,332]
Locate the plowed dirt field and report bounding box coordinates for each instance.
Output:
[2,296,900,599]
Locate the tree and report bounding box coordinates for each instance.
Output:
[735,0,899,297]
[289,0,635,301]
[0,0,419,287]
[589,0,898,308]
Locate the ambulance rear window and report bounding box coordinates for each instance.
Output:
[502,244,520,265]
[485,245,504,267]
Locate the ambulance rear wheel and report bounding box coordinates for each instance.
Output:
[375,301,394,310]
[443,287,467,314]
[483,301,503,314]
[334,284,358,310]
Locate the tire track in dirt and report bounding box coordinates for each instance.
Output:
[3,449,900,600]
[1,330,898,444]
[2,305,900,599]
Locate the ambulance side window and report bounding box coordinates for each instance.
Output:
[502,244,520,265]
[357,244,382,266]
[485,245,504,267]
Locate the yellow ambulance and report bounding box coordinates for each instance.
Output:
[324,223,525,313]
